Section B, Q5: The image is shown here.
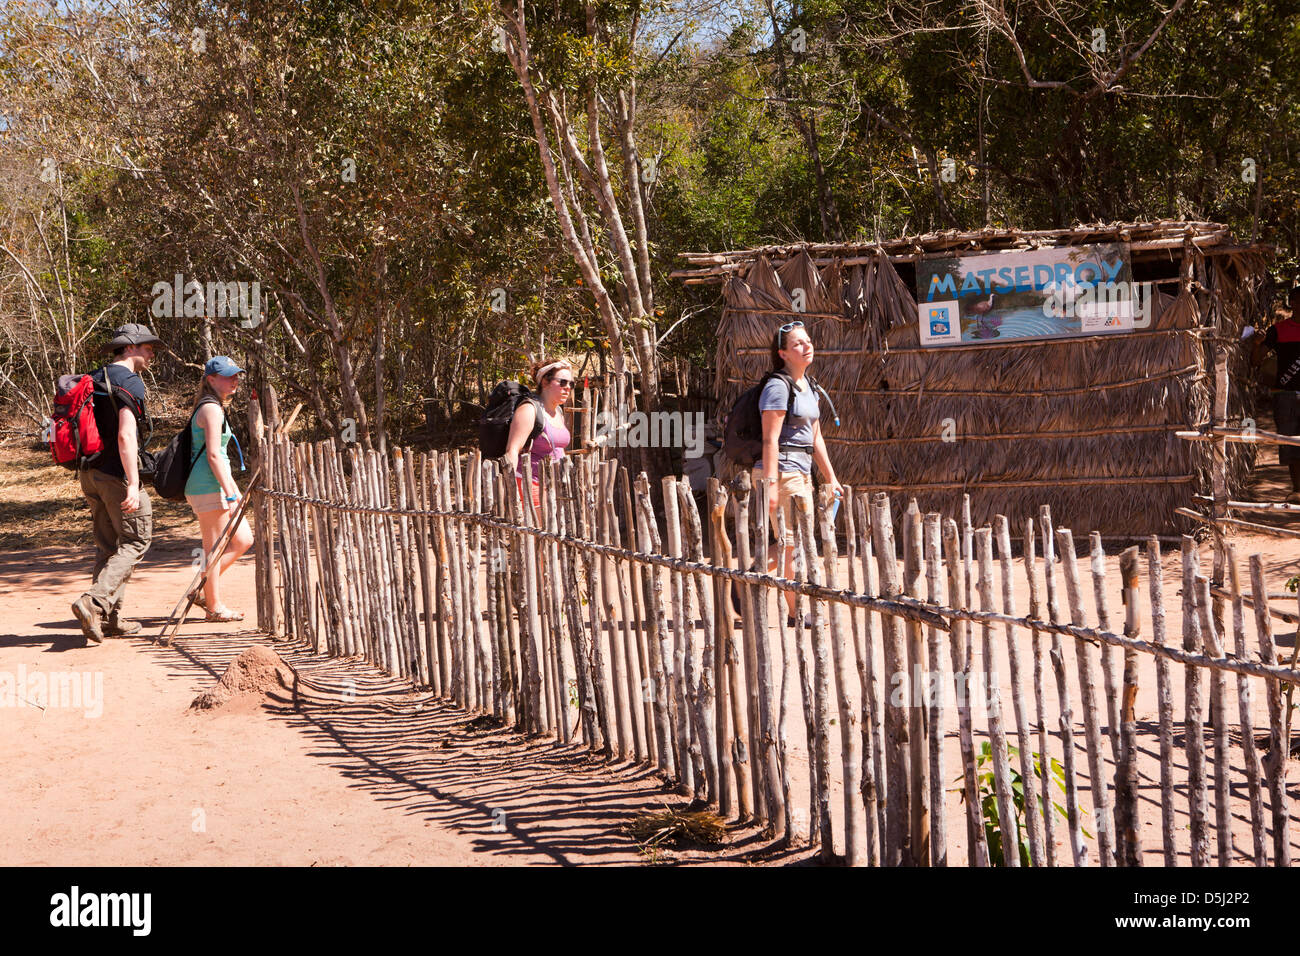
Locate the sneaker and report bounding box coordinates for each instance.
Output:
[104,615,142,637]
[71,595,105,645]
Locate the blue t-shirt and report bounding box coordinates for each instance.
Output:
[755,375,819,474]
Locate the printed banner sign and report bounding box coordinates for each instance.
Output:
[916,242,1138,347]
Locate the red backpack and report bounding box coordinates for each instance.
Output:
[50,374,105,470]
[50,369,142,471]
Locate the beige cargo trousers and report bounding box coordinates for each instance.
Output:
[78,467,153,618]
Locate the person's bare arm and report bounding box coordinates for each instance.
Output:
[503,401,537,471]
[811,418,842,500]
[118,405,140,513]
[761,408,785,510]
[198,404,238,499]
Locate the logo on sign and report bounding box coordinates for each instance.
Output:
[929,307,950,336]
[919,299,961,345]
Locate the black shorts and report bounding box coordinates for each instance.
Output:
[1275,391,1300,463]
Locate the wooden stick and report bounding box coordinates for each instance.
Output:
[1248,555,1291,866]
[733,472,766,822]
[1116,547,1143,867]
[1090,533,1122,770]
[823,488,865,865]
[851,491,884,864]
[540,459,568,737]
[563,462,604,752]
[976,528,1020,866]
[633,472,677,779]
[600,462,633,760]
[679,479,721,802]
[1057,527,1114,867]
[661,475,696,793]
[995,515,1044,867]
[1195,573,1232,866]
[624,467,659,768]
[872,493,911,866]
[791,515,821,846]
[581,463,615,755]
[943,518,987,868]
[752,479,785,832]
[707,478,744,817]
[773,506,797,845]
[923,512,947,867]
[1023,518,1057,867]
[1182,538,1210,867]
[1227,545,1267,867]
[1146,538,1177,866]
[1040,507,1088,866]
[903,499,930,866]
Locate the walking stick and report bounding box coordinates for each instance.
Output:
[155,462,263,646]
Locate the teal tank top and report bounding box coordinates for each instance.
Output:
[185,407,232,496]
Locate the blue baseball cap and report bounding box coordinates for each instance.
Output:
[204,355,245,377]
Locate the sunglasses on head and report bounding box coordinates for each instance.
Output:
[779,320,805,333]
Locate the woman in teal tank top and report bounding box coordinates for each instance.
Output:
[185,356,254,623]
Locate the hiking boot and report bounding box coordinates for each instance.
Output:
[104,614,142,637]
[71,595,105,645]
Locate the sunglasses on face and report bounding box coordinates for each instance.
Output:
[550,378,574,389]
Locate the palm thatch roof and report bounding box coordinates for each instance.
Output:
[674,221,1271,535]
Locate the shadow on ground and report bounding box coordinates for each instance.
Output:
[134,629,817,866]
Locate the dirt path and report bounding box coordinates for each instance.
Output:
[0,532,810,866]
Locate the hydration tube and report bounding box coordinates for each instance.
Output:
[815,383,841,427]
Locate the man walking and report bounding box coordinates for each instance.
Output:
[1252,284,1300,504]
[70,323,161,645]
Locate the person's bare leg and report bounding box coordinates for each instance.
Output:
[198,510,225,610]
[214,517,253,576]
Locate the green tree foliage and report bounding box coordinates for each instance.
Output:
[3,0,1299,434]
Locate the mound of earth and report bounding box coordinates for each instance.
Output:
[190,645,294,712]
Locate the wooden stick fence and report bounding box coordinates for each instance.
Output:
[249,417,1297,866]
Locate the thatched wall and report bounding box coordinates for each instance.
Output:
[685,223,1268,536]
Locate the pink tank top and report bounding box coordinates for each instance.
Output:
[519,411,570,482]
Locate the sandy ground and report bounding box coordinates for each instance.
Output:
[0,525,820,866]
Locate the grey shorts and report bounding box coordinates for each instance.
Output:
[1276,391,1300,463]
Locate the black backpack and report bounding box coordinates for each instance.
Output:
[479,381,543,459]
[151,396,222,501]
[722,371,828,469]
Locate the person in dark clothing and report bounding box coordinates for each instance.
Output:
[70,323,160,645]
[1251,285,1300,502]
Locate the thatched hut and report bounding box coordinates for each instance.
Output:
[674,221,1272,535]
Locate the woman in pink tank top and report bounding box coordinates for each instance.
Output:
[502,357,574,511]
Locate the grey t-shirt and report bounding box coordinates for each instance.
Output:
[755,375,819,474]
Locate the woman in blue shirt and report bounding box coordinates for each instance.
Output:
[754,321,842,622]
[185,356,253,622]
